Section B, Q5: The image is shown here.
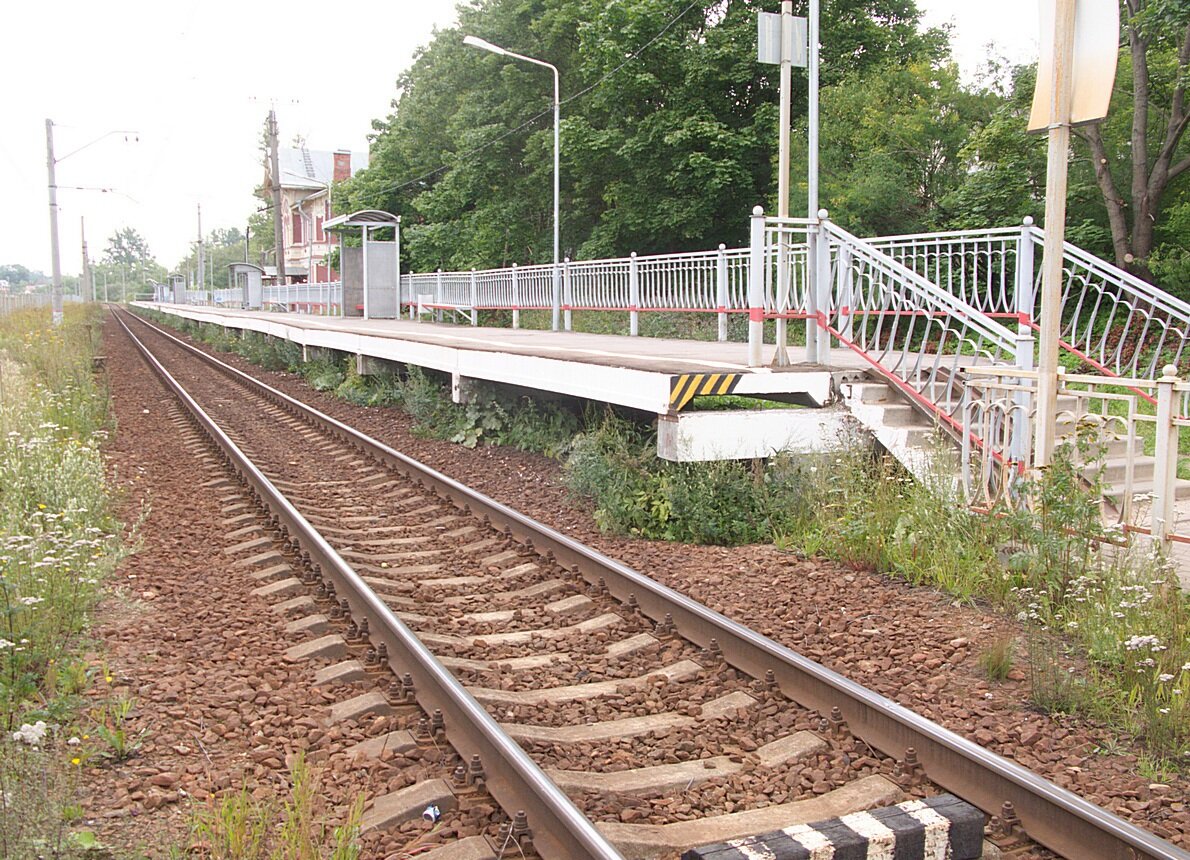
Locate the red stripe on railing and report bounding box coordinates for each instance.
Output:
[1023,321,1159,406]
[821,317,1017,472]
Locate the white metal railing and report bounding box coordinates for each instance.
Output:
[961,365,1190,544]
[817,219,1019,428]
[1031,228,1190,381]
[867,220,1190,388]
[184,283,343,315]
[398,247,755,337]
[263,282,342,315]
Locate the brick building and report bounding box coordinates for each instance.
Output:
[262,146,368,283]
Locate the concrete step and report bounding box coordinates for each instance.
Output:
[870,402,927,428]
[1104,477,1190,504]
[1086,456,1157,485]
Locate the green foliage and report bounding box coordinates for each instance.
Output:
[337,0,948,271]
[190,754,363,860]
[0,738,84,860]
[564,413,807,544]
[0,306,126,857]
[978,637,1016,682]
[191,784,272,860]
[88,695,145,762]
[805,59,998,235]
[302,357,347,392]
[394,365,581,455]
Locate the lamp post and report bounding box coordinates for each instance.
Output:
[463,35,562,331]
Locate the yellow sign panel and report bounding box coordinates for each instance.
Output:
[1028,0,1120,132]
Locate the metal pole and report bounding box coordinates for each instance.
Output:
[80,216,90,303]
[772,0,793,367]
[1034,0,1076,468]
[197,203,204,299]
[748,206,766,367]
[45,119,64,326]
[553,66,560,332]
[269,110,286,288]
[362,225,370,320]
[395,215,402,319]
[629,252,640,337]
[808,0,819,220]
[806,0,822,364]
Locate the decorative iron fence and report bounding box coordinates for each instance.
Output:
[960,365,1190,544]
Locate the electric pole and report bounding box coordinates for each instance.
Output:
[45,119,63,325]
[197,204,205,298]
[268,110,286,286]
[80,216,91,303]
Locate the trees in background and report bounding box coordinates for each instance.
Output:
[1077,0,1190,281]
[336,0,949,273]
[332,0,1190,296]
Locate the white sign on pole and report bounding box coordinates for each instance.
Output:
[1028,0,1119,131]
[758,11,807,67]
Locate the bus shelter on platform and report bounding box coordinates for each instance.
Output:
[228,262,265,310]
[323,210,401,319]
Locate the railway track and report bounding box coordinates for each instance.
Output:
[113,306,1189,860]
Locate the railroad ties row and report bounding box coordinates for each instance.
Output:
[115,308,1031,859]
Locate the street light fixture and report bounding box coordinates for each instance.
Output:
[463,35,562,331]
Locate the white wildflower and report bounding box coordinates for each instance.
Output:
[11,721,48,746]
[1159,673,1175,683]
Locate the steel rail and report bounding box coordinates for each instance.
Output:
[111,309,625,860]
[123,307,1190,860]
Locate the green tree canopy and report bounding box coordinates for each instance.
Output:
[103,227,154,267]
[337,0,948,272]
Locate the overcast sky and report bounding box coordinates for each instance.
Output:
[1,0,1038,279]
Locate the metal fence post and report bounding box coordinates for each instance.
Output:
[836,242,853,344]
[629,252,640,337]
[511,264,520,330]
[815,209,832,364]
[748,206,766,367]
[716,244,728,342]
[1016,216,1036,329]
[563,257,573,332]
[551,262,561,331]
[1152,365,1180,545]
[804,226,819,365]
[1012,216,1038,466]
[470,269,478,326]
[435,269,443,322]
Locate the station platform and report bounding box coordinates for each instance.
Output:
[135,304,868,460]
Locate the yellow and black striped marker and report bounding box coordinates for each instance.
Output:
[669,372,742,411]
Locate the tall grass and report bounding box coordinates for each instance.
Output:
[191,754,363,860]
[0,306,126,855]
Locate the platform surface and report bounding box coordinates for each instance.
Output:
[138,304,869,414]
[144,304,869,375]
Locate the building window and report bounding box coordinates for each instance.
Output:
[292,211,304,245]
[315,216,324,243]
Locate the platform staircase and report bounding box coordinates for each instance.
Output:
[837,375,1190,510]
[802,218,1190,523]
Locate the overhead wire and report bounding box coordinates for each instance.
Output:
[368,0,703,198]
